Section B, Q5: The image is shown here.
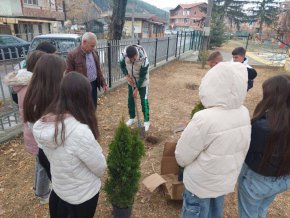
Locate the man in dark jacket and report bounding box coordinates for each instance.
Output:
[232,47,257,91]
[66,32,107,107]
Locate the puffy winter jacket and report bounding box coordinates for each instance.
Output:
[33,115,107,204]
[175,62,251,198]
[4,69,38,155]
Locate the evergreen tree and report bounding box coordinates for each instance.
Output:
[210,18,226,47]
[248,0,281,33]
[104,120,145,208]
[214,0,248,30]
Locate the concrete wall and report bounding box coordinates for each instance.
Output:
[0,0,22,16]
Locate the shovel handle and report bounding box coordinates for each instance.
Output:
[133,94,141,125]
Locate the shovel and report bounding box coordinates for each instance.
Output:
[133,92,145,139]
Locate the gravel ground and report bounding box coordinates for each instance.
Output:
[0,58,289,218]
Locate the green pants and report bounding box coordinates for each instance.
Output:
[128,84,149,122]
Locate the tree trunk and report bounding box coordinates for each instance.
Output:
[202,0,214,50]
[259,21,263,36]
[109,0,128,40]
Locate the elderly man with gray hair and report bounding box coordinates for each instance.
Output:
[66,32,107,108]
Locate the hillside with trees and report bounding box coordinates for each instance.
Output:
[93,0,169,20]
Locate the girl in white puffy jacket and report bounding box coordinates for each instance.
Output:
[33,72,107,218]
[175,62,252,218]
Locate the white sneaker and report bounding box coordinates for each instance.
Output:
[39,196,49,204]
[144,121,150,132]
[126,118,137,126]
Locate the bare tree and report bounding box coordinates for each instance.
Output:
[109,0,128,40]
[65,0,101,25]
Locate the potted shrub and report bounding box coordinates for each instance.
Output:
[190,101,204,118]
[104,119,145,218]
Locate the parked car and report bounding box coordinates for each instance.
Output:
[164,30,172,35]
[0,34,30,60]
[29,34,82,57]
[224,32,234,39]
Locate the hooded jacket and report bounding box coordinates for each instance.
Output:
[175,62,251,198]
[33,115,107,204]
[4,69,38,155]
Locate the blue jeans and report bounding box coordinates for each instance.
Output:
[238,164,290,218]
[181,189,225,218]
[34,155,51,198]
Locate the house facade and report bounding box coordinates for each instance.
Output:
[0,0,65,41]
[123,14,166,38]
[169,3,207,31]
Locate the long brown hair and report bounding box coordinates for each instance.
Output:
[26,50,45,72]
[23,54,66,123]
[45,72,99,145]
[252,74,290,176]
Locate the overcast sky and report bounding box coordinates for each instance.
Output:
[141,0,207,10]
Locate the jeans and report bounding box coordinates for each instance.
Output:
[34,155,51,198]
[181,189,224,218]
[238,164,290,218]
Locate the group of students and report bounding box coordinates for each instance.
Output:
[5,41,107,217]
[176,50,290,217]
[4,37,290,218]
[207,47,257,91]
[4,32,152,218]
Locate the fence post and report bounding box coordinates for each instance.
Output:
[154,38,158,67]
[183,32,187,53]
[245,34,250,51]
[201,31,205,50]
[191,31,194,50]
[179,31,183,58]
[189,31,192,50]
[107,41,112,88]
[192,31,196,50]
[175,31,179,57]
[166,37,170,61]
[198,31,202,50]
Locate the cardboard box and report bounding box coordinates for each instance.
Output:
[142,142,185,200]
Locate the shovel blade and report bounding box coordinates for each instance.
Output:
[138,125,146,139]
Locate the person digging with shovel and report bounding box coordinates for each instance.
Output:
[120,45,150,132]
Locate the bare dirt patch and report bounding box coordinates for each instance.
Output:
[0,60,289,218]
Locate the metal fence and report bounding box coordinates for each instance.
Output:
[0,31,203,141]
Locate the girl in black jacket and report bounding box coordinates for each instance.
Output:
[238,74,290,218]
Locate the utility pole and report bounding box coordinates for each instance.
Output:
[202,0,213,50]
[131,0,136,40]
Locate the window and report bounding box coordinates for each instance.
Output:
[38,24,42,34]
[30,38,79,53]
[142,22,149,34]
[0,36,20,45]
[24,0,38,5]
